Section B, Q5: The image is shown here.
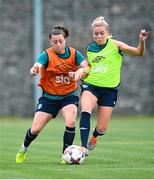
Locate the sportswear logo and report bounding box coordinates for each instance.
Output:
[55,63,73,72]
[82,84,88,88]
[92,55,105,62]
[37,104,42,110]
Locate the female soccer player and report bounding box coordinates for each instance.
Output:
[74,16,149,152]
[15,26,88,164]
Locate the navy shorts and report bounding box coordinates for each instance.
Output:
[81,83,118,107]
[36,95,79,118]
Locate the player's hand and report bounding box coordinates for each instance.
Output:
[69,68,84,81]
[140,30,149,41]
[68,72,75,79]
[30,63,42,75]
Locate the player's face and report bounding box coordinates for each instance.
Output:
[93,26,109,45]
[50,34,66,54]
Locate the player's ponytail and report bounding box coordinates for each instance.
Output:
[49,26,69,39]
[91,16,109,32]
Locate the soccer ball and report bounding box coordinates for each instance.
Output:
[63,145,85,164]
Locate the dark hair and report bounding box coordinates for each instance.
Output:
[49,26,69,39]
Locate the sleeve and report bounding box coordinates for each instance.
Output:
[37,51,48,68]
[75,50,86,65]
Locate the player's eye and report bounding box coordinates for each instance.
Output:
[59,40,64,43]
[100,32,105,35]
[52,40,57,44]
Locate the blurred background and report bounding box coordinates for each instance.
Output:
[0,0,154,117]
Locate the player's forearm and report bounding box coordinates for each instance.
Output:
[80,66,91,80]
[137,39,145,56]
[82,66,91,74]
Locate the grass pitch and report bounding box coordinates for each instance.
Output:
[0,115,154,179]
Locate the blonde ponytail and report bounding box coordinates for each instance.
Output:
[91,16,109,32]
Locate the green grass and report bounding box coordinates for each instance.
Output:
[0,115,154,179]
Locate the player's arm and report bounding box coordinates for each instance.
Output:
[69,50,90,81]
[114,30,149,56]
[75,60,90,81]
[30,51,48,75]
